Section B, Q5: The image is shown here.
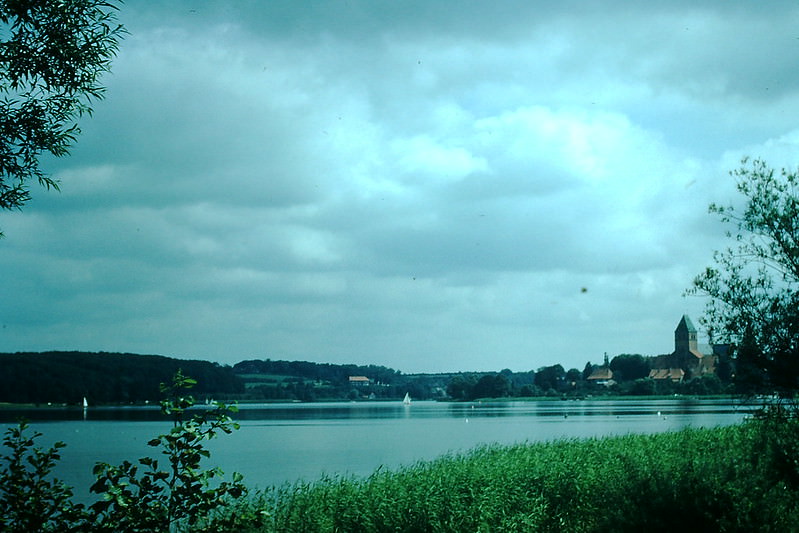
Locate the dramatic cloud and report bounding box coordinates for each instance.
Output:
[2,1,799,372]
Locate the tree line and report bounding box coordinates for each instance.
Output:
[444,360,729,402]
[0,351,741,405]
[233,354,735,402]
[233,359,453,402]
[0,352,243,405]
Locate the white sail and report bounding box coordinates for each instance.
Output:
[403,393,411,405]
[82,397,88,408]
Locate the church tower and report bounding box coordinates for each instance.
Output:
[649,315,716,381]
[674,315,698,353]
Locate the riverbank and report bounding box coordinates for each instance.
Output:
[237,413,798,532]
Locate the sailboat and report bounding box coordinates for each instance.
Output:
[403,393,411,405]
[82,397,88,408]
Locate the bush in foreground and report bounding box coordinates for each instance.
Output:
[0,371,262,532]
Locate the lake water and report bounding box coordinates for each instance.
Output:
[1,398,754,501]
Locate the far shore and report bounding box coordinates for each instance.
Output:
[0,393,749,410]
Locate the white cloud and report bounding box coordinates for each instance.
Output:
[2,1,798,372]
[393,135,488,184]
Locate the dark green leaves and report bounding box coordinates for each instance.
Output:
[0,0,125,234]
[0,372,258,532]
[88,370,251,531]
[690,158,799,393]
[0,420,87,531]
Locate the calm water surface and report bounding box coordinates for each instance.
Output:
[1,398,754,500]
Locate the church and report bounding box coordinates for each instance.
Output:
[648,315,718,382]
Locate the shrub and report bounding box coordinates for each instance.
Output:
[0,422,87,532]
[0,371,264,532]
[87,369,258,531]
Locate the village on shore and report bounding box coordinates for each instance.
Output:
[0,315,740,406]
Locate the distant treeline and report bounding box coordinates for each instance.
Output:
[233,359,413,401]
[443,363,728,401]
[233,354,734,402]
[0,351,737,406]
[0,351,243,405]
[233,359,401,385]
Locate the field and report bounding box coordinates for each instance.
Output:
[236,373,320,389]
[237,411,799,532]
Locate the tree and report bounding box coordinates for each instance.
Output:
[582,361,594,380]
[628,378,656,396]
[690,158,799,393]
[534,364,565,392]
[0,422,86,532]
[609,354,649,382]
[0,0,124,235]
[446,374,476,400]
[565,367,582,384]
[89,370,253,531]
[472,374,511,399]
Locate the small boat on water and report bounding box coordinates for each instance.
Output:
[403,393,411,405]
[82,397,88,408]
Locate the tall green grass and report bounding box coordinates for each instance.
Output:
[237,415,799,532]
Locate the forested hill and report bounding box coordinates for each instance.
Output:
[233,359,401,384]
[0,351,243,405]
[232,359,406,401]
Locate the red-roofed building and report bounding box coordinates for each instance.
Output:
[587,366,615,386]
[348,376,371,387]
[587,353,615,386]
[649,316,717,382]
[648,368,685,382]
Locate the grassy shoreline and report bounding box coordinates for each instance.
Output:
[235,414,798,532]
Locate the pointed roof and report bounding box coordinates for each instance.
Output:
[648,368,685,381]
[587,367,613,381]
[676,315,696,333]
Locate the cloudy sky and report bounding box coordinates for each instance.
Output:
[2,1,799,373]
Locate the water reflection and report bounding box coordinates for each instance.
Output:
[0,405,164,423]
[447,399,750,419]
[0,398,755,424]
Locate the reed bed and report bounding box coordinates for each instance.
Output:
[239,416,799,532]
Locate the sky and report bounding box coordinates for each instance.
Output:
[2,1,799,373]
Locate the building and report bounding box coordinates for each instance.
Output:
[648,315,717,381]
[648,367,685,382]
[587,353,615,386]
[348,376,371,387]
[587,366,615,386]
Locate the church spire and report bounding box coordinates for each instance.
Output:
[675,315,698,353]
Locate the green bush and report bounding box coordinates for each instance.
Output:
[0,371,263,532]
[0,422,87,532]
[87,370,254,531]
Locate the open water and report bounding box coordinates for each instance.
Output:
[0,398,754,501]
